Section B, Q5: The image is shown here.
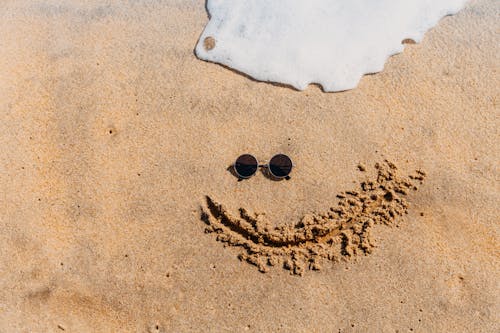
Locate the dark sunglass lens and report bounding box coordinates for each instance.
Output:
[234,154,258,178]
[269,154,293,178]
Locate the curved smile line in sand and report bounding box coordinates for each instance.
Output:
[201,160,426,275]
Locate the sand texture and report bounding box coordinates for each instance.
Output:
[202,161,426,275]
[0,0,499,332]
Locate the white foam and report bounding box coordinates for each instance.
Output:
[195,0,467,92]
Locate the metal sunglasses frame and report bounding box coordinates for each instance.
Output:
[233,154,293,179]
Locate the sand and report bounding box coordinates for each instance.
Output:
[203,161,427,275]
[0,0,498,332]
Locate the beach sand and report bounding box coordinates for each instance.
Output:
[0,0,498,331]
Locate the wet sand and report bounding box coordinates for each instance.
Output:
[0,0,498,332]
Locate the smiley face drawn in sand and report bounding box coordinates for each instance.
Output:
[201,160,426,275]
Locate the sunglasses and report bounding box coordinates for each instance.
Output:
[233,154,293,179]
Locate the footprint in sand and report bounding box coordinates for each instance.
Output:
[200,160,426,275]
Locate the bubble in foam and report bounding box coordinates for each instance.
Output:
[195,0,467,92]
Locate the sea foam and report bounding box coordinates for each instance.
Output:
[195,0,467,92]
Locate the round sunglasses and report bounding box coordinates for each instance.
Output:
[234,154,293,179]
